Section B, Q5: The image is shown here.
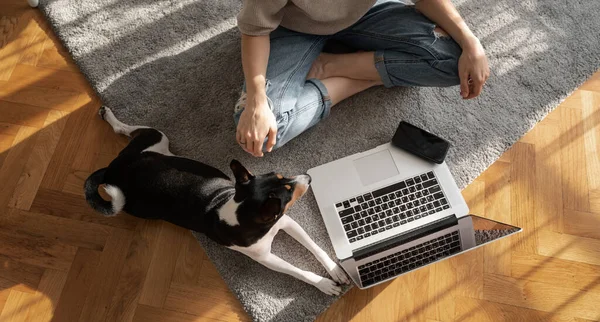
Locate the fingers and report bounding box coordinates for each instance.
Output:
[459,68,470,99]
[466,77,484,99]
[236,131,242,147]
[252,134,265,157]
[244,134,253,154]
[265,126,277,153]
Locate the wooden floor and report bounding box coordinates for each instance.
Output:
[1,4,600,322]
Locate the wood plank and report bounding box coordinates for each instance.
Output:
[537,230,600,266]
[511,252,600,294]
[0,122,20,137]
[455,296,575,322]
[163,282,249,322]
[0,10,35,80]
[79,228,134,322]
[426,259,456,322]
[0,125,37,208]
[40,98,99,191]
[171,231,206,286]
[0,276,37,294]
[562,209,600,239]
[590,189,600,215]
[61,169,90,196]
[483,274,600,320]
[27,269,68,322]
[0,290,35,321]
[8,63,89,92]
[480,161,512,276]
[0,288,10,317]
[579,70,600,92]
[461,179,485,216]
[580,90,600,213]
[0,122,20,168]
[0,16,19,49]
[52,248,101,322]
[29,188,139,230]
[396,266,431,321]
[534,116,564,233]
[197,257,236,292]
[16,14,46,67]
[0,228,77,271]
[510,142,537,253]
[9,109,67,210]
[133,304,228,322]
[0,80,83,111]
[0,209,110,251]
[0,100,49,128]
[105,220,162,322]
[0,253,44,290]
[71,111,111,172]
[317,286,369,322]
[139,222,187,308]
[100,123,129,156]
[195,259,233,292]
[454,247,484,300]
[560,107,590,212]
[36,33,79,72]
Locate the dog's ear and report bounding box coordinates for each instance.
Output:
[257,193,282,223]
[230,159,253,184]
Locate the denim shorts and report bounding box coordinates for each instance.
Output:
[234,0,462,150]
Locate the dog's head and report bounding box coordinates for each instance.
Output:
[230,159,311,225]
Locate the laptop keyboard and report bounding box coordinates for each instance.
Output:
[358,231,461,287]
[335,171,450,243]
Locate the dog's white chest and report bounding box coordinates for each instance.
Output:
[229,218,283,258]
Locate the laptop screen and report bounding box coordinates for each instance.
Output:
[356,215,521,288]
[469,215,521,247]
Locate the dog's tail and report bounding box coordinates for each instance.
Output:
[84,168,125,217]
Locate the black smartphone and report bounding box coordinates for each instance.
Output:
[391,121,450,164]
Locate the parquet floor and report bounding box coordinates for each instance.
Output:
[1,3,600,322]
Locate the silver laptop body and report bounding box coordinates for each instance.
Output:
[308,143,471,288]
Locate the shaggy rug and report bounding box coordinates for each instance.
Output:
[39,0,599,321]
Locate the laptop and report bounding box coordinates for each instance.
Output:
[307,143,521,289]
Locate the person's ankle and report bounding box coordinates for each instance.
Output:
[320,53,335,79]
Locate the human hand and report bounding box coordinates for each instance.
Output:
[458,37,490,99]
[236,94,277,157]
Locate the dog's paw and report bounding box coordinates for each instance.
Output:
[327,264,350,285]
[98,106,108,120]
[315,277,342,296]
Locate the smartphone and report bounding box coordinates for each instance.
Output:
[391,121,450,164]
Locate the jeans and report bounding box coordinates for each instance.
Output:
[234,1,462,150]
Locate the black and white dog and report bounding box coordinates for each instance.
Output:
[84,107,349,295]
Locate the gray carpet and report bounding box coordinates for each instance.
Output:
[39,0,600,321]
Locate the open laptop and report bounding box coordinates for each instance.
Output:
[307,143,521,289]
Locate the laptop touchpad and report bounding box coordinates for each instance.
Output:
[353,149,399,186]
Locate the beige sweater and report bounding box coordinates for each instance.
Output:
[237,0,378,36]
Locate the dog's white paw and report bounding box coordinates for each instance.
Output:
[98,106,107,119]
[327,263,350,285]
[315,277,342,296]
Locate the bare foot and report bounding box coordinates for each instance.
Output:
[307,53,334,80]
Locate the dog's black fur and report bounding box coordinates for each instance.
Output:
[84,127,304,247]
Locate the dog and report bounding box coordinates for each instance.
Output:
[84,107,349,295]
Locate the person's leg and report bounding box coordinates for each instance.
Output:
[317,1,462,88]
[234,27,331,149]
[320,77,380,105]
[307,52,381,82]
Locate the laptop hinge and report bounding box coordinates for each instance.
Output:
[353,215,458,261]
